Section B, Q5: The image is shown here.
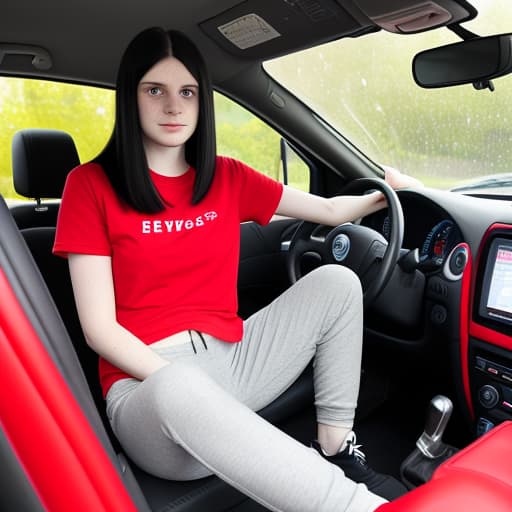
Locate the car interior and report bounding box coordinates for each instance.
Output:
[1,0,512,511]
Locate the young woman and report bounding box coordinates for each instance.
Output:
[54,27,414,512]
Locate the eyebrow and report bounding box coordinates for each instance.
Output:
[139,81,199,88]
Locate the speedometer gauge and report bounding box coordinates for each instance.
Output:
[421,220,458,267]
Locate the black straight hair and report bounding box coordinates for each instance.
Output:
[96,27,217,213]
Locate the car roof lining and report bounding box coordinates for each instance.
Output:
[0,0,476,87]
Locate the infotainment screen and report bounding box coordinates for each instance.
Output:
[478,237,512,330]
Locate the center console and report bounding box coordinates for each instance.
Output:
[377,420,512,512]
[468,225,512,435]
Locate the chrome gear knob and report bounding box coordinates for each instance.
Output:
[416,395,453,459]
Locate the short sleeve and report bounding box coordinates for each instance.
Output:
[53,163,112,258]
[222,157,283,225]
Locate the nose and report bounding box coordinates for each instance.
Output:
[164,96,181,115]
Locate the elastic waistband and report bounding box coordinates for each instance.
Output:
[150,330,208,353]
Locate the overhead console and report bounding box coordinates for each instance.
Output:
[352,0,477,33]
[467,225,512,436]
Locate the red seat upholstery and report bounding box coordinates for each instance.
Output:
[377,421,512,512]
[434,420,512,483]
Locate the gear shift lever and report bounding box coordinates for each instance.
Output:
[401,395,457,488]
[416,395,453,458]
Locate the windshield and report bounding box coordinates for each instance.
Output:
[264,0,512,193]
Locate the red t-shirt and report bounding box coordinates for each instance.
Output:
[53,156,283,395]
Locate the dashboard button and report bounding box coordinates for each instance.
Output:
[502,401,512,410]
[500,385,512,403]
[502,373,512,384]
[431,304,447,324]
[475,356,486,371]
[428,280,448,296]
[476,417,495,436]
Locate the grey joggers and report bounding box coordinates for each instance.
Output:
[106,265,387,511]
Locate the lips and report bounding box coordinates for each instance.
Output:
[160,123,186,131]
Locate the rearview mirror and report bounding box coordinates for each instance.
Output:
[413,34,512,89]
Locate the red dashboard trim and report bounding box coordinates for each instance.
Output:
[469,322,512,350]
[458,242,474,419]
[469,223,512,350]
[0,268,137,512]
[461,223,512,420]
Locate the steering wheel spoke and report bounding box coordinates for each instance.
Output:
[288,222,334,279]
[295,234,329,258]
[358,239,387,274]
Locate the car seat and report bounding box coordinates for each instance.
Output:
[10,128,107,435]
[10,128,80,229]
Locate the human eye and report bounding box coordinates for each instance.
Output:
[181,88,196,98]
[148,86,163,96]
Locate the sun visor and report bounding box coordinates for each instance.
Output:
[199,0,376,59]
[351,0,477,34]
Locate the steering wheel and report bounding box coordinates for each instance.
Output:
[287,178,404,308]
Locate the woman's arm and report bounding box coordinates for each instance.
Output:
[68,254,169,380]
[275,167,421,225]
[276,186,385,226]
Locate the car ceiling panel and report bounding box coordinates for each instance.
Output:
[1,0,478,87]
[0,0,246,86]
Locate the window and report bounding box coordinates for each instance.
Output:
[214,92,310,191]
[0,77,114,201]
[0,79,310,203]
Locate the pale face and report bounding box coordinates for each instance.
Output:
[137,56,199,154]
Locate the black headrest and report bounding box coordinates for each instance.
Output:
[12,129,80,199]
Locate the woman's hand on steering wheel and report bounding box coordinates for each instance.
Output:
[287,177,404,308]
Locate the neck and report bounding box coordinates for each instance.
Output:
[144,140,189,177]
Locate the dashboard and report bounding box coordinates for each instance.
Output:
[362,193,463,273]
[362,187,512,436]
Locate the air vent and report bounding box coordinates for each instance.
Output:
[444,244,469,281]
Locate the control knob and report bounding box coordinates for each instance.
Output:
[478,384,499,409]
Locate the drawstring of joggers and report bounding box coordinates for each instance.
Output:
[188,330,208,354]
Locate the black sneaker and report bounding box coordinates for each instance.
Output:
[312,431,407,501]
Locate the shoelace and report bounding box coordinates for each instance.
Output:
[345,434,368,466]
